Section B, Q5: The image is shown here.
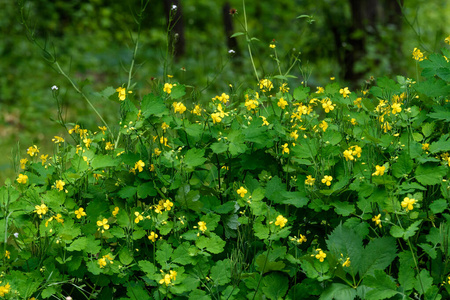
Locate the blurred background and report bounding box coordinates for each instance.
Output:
[1,0,449,183]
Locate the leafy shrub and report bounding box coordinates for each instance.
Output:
[3,2,450,298]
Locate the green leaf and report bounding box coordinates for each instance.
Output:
[403,220,422,239]
[427,107,450,122]
[293,86,310,101]
[119,248,133,265]
[414,269,433,295]
[332,201,355,217]
[398,251,415,292]
[137,182,157,199]
[118,186,137,199]
[172,242,197,265]
[429,135,450,153]
[359,237,397,279]
[138,260,157,280]
[255,254,286,274]
[430,199,448,214]
[326,224,363,277]
[422,122,435,137]
[230,32,245,38]
[184,148,207,169]
[91,155,118,170]
[262,273,289,300]
[67,237,88,252]
[319,283,357,300]
[156,242,173,265]
[196,233,225,254]
[126,282,151,300]
[415,164,447,185]
[363,270,399,300]
[210,142,228,154]
[418,243,437,259]
[210,259,231,286]
[392,152,413,178]
[141,93,167,118]
[170,84,186,99]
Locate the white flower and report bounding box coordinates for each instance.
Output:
[14,232,19,238]
[51,85,58,90]
[228,49,235,54]
[171,5,177,10]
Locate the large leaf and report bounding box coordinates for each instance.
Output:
[141,93,167,118]
[414,164,447,185]
[358,237,397,279]
[184,148,207,169]
[391,152,413,179]
[363,270,399,300]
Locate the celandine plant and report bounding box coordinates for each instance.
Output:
[2,1,450,299]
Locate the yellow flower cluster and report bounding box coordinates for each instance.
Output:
[212,93,230,104]
[159,270,177,286]
[312,248,327,262]
[173,102,186,114]
[154,199,174,214]
[305,175,315,186]
[321,98,336,113]
[211,103,229,124]
[343,145,362,161]
[412,48,424,61]
[321,175,333,186]
[148,231,158,242]
[98,254,114,268]
[259,79,273,92]
[339,87,351,98]
[244,93,259,111]
[290,234,307,244]
[0,283,11,296]
[116,87,132,101]
[275,215,288,228]
[17,173,28,184]
[401,197,416,211]
[35,204,48,218]
[372,165,386,176]
[27,145,39,157]
[163,83,173,94]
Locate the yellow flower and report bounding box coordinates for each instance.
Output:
[298,234,307,243]
[54,213,64,224]
[75,207,87,219]
[322,99,335,113]
[422,143,430,151]
[245,99,259,111]
[134,212,144,224]
[319,120,328,132]
[0,283,11,297]
[17,173,28,184]
[191,104,202,116]
[277,98,288,109]
[98,257,107,268]
[237,186,248,198]
[372,214,382,228]
[112,207,119,217]
[161,122,170,132]
[279,83,290,93]
[412,48,424,61]
[211,112,222,124]
[35,204,48,217]
[52,136,65,144]
[275,215,288,228]
[5,250,10,259]
[159,273,172,286]
[134,160,145,172]
[97,218,110,230]
[172,102,186,114]
[40,154,49,165]
[260,116,269,126]
[372,165,385,176]
[83,138,92,149]
[339,87,351,98]
[315,249,327,262]
[170,270,177,281]
[354,97,362,108]
[401,197,416,211]
[54,180,66,191]
[343,149,354,161]
[163,83,173,94]
[342,257,351,267]
[98,126,107,134]
[163,199,174,211]
[214,93,230,104]
[281,143,290,154]
[316,86,324,94]
[259,79,273,92]
[116,87,128,101]
[27,145,39,157]
[105,142,114,150]
[305,175,315,186]
[148,231,158,242]
[321,175,333,186]
[198,221,207,232]
[20,158,28,169]
[154,148,162,156]
[445,35,450,45]
[269,43,276,48]
[391,103,402,114]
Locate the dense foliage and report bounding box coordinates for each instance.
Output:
[2,1,450,299]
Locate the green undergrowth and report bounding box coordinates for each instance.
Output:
[2,1,450,299]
